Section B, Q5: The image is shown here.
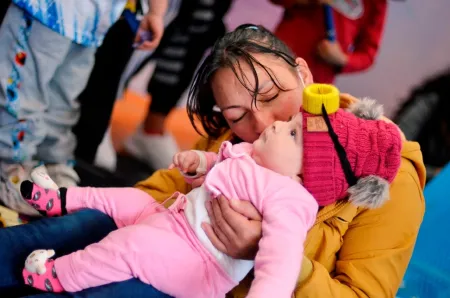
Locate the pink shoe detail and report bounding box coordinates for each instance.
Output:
[23,250,64,292]
[20,181,62,216]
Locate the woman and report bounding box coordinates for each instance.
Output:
[0,24,424,297]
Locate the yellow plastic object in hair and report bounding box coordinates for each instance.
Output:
[302,84,340,115]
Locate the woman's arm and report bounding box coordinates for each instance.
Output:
[293,159,425,297]
[204,157,318,298]
[341,0,387,73]
[215,154,424,297]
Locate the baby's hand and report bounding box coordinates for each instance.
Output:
[169,151,200,174]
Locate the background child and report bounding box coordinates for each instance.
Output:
[0,0,168,216]
[18,84,402,297]
[271,0,387,83]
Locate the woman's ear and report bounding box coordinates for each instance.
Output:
[295,57,314,85]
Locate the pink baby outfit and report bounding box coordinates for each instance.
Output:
[52,141,318,298]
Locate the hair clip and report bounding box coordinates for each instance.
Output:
[212,105,221,112]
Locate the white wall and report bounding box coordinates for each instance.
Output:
[130,0,450,117]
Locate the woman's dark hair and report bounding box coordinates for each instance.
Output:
[187,24,298,138]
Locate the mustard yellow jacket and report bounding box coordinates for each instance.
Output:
[136,95,425,298]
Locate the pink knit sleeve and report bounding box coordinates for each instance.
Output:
[205,157,318,298]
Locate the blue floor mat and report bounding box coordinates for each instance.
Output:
[397,163,450,297]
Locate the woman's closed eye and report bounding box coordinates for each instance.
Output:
[231,112,247,123]
[259,93,279,103]
[227,93,279,124]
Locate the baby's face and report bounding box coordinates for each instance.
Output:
[252,113,303,181]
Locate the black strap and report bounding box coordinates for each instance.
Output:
[59,187,68,215]
[321,104,358,186]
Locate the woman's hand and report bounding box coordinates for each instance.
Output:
[202,197,262,260]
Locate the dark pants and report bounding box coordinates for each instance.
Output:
[73,19,136,164]
[74,0,232,165]
[145,0,231,116]
[0,1,10,25]
[0,209,171,298]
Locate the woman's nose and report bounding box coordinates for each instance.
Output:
[253,111,275,134]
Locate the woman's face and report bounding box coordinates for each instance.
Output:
[211,54,313,142]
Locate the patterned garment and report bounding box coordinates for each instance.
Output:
[12,0,128,47]
[4,10,34,161]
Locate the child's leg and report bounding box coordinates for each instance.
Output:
[0,5,75,214]
[20,181,165,227]
[66,187,165,227]
[31,224,207,295]
[0,5,74,163]
[35,44,96,170]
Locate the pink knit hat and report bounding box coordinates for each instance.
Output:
[301,84,403,208]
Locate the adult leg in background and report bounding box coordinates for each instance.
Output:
[35,37,99,188]
[73,18,135,166]
[73,0,181,168]
[124,0,232,170]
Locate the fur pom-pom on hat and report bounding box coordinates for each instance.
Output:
[347,175,391,209]
[348,97,384,120]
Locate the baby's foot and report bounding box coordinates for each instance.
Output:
[20,181,67,216]
[23,249,64,293]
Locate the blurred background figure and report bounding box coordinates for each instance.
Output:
[394,68,450,182]
[0,0,169,215]
[270,0,388,83]
[74,0,181,172]
[75,0,233,172]
[123,0,233,170]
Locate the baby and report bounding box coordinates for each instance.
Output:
[19,84,403,298]
[20,115,318,298]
